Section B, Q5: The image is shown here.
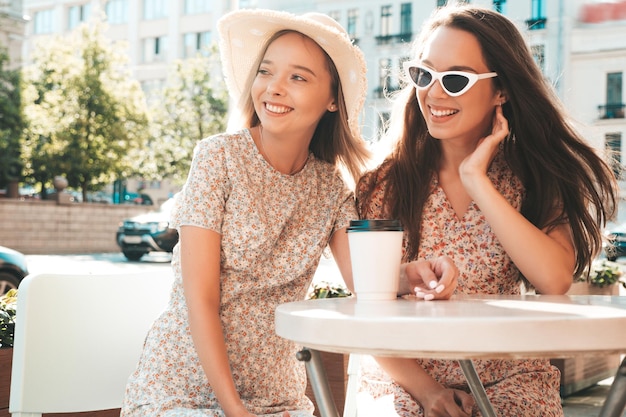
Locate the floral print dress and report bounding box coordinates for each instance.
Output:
[355,152,564,417]
[121,129,356,417]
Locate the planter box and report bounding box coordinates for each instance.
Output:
[566,282,619,296]
[305,352,349,417]
[0,347,120,417]
[550,355,620,397]
[0,348,11,417]
[549,283,621,397]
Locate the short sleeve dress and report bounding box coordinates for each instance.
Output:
[121,129,356,417]
[354,152,564,417]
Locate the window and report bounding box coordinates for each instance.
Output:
[605,133,623,180]
[183,31,212,58]
[143,0,167,20]
[380,5,392,37]
[106,0,128,24]
[493,0,507,13]
[347,9,358,39]
[33,9,54,34]
[607,72,623,105]
[531,0,546,19]
[143,36,168,63]
[601,72,625,119]
[68,4,91,30]
[400,3,412,35]
[184,0,211,14]
[530,44,545,73]
[527,0,547,29]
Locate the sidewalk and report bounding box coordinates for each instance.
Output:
[562,377,625,417]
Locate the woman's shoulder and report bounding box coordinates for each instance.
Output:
[197,129,250,149]
[192,130,252,161]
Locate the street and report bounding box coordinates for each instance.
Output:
[24,252,174,278]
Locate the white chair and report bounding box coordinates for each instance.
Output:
[9,271,173,417]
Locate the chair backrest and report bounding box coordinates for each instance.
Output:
[9,271,173,416]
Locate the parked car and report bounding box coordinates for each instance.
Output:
[116,197,178,261]
[604,222,626,261]
[0,246,29,295]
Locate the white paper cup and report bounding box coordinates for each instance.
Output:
[346,220,403,301]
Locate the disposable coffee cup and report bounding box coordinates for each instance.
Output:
[346,219,403,301]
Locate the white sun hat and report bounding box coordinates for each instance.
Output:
[217,8,368,140]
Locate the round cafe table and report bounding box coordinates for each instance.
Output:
[275,294,626,417]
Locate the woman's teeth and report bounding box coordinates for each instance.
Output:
[431,108,458,117]
[266,103,290,114]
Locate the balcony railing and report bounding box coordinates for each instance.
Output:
[598,104,625,120]
[525,17,547,30]
[375,32,413,46]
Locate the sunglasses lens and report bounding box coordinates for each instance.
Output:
[442,74,471,94]
[409,67,433,88]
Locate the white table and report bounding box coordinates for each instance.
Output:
[275,294,626,417]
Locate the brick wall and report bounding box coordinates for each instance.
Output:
[0,198,150,254]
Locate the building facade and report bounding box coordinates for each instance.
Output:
[17,0,626,182]
[0,0,27,70]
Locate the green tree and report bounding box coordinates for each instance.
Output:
[0,46,24,194]
[139,49,228,184]
[21,19,149,200]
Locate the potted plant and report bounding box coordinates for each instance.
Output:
[569,259,626,295]
[307,281,353,300]
[551,260,625,396]
[0,288,17,348]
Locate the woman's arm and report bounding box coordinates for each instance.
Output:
[179,226,253,417]
[459,106,574,294]
[375,357,474,416]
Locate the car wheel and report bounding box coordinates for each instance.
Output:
[0,272,21,295]
[123,251,146,261]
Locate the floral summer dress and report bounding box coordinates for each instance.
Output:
[354,153,563,417]
[121,129,356,417]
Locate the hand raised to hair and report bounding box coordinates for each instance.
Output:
[404,255,458,301]
[459,105,509,193]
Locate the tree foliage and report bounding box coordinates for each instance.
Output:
[139,48,228,185]
[21,19,149,200]
[0,45,24,188]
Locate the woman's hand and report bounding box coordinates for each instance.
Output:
[459,105,509,192]
[421,388,474,417]
[403,255,458,300]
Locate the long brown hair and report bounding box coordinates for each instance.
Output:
[359,5,617,280]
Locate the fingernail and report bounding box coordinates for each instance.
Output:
[429,280,438,289]
[435,284,445,293]
[424,293,435,301]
